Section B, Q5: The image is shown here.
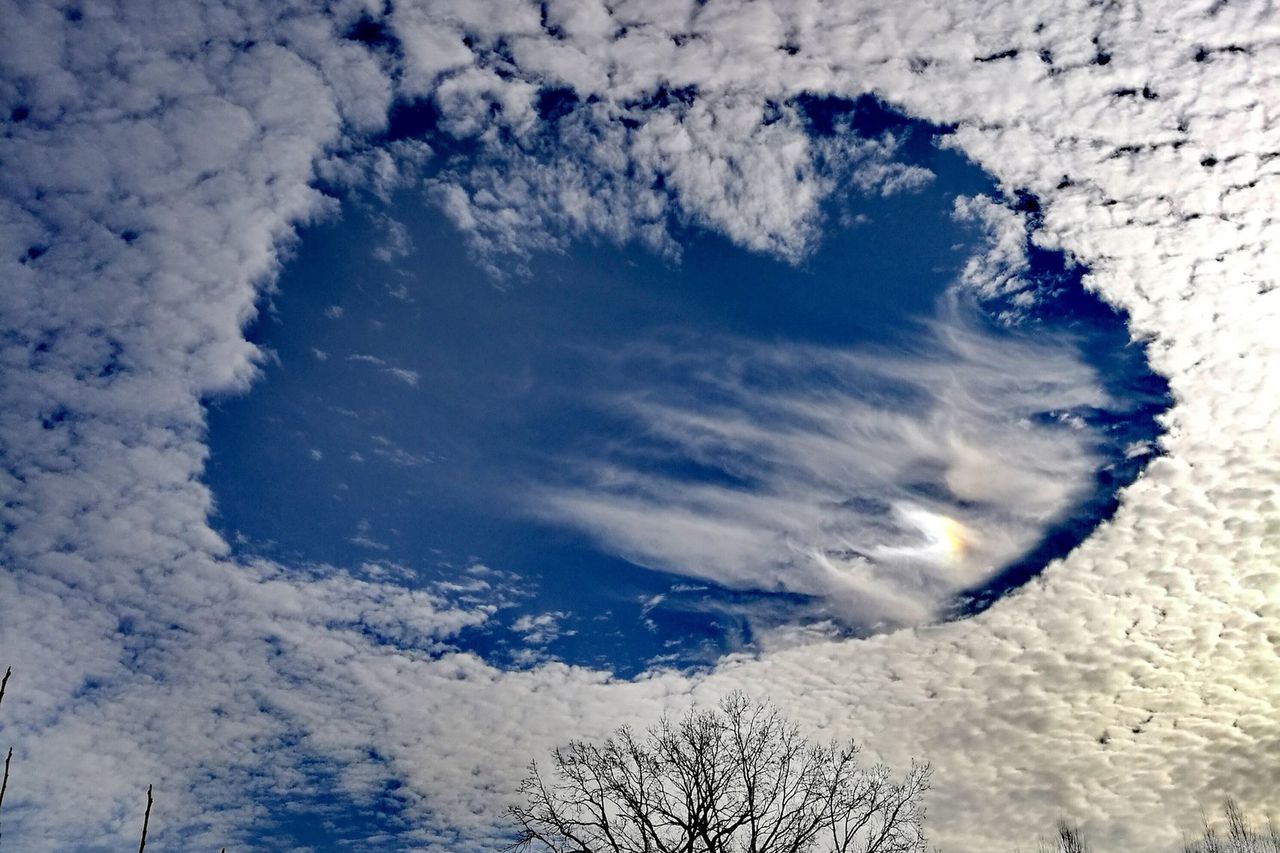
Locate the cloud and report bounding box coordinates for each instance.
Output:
[348,518,390,551]
[384,366,420,387]
[0,0,1277,851]
[531,293,1108,629]
[952,193,1033,304]
[347,353,420,387]
[347,353,385,364]
[372,214,414,264]
[369,434,435,467]
[511,612,569,645]
[424,95,943,268]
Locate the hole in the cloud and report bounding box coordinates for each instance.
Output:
[205,98,1170,677]
[1013,189,1042,215]
[72,677,104,699]
[95,339,125,379]
[536,87,579,122]
[10,105,29,122]
[243,749,416,848]
[344,13,395,51]
[40,406,70,430]
[794,93,930,139]
[380,98,442,144]
[624,84,699,112]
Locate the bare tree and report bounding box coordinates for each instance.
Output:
[1183,800,1280,853]
[507,691,931,853]
[1034,801,1280,853]
[1038,821,1092,853]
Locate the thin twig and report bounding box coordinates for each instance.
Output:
[138,785,153,853]
[0,746,12,844]
[0,666,12,848]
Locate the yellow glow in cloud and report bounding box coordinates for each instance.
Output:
[897,506,972,562]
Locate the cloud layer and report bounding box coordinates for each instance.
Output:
[0,0,1277,851]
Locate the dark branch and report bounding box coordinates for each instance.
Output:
[0,746,12,844]
[138,784,153,853]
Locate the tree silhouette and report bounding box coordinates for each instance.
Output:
[1182,800,1280,853]
[508,691,931,853]
[1039,821,1091,853]
[1039,801,1279,853]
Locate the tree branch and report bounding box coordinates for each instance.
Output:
[138,784,153,853]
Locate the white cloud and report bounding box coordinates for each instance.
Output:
[511,611,573,648]
[384,366,419,387]
[952,193,1032,303]
[372,214,414,263]
[347,517,383,543]
[369,434,435,467]
[425,94,944,267]
[348,353,420,387]
[530,293,1107,629]
[0,0,1277,851]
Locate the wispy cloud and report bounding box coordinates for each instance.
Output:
[530,295,1105,628]
[369,434,436,467]
[347,354,420,387]
[384,366,419,387]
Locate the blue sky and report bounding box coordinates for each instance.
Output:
[2,2,1277,851]
[205,99,1168,687]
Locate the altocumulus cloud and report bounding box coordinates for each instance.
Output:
[0,1,1278,852]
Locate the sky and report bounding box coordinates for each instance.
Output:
[204,97,1168,677]
[0,1,1277,851]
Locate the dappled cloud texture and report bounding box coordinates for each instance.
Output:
[0,0,1278,851]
